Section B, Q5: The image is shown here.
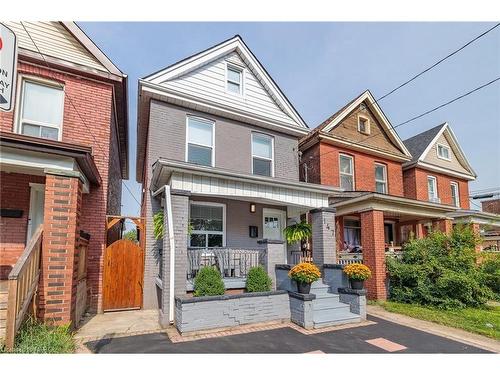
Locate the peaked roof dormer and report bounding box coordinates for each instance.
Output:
[140,35,308,133]
[403,122,476,180]
[300,90,412,162]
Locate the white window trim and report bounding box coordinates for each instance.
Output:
[185,115,216,167]
[188,201,226,248]
[339,153,355,190]
[225,61,244,96]
[436,143,451,161]
[357,114,370,135]
[450,181,460,207]
[427,175,438,201]
[251,132,275,177]
[374,162,388,194]
[15,74,65,142]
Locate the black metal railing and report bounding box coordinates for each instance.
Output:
[187,247,266,280]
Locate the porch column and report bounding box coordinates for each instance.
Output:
[432,219,453,234]
[415,222,425,239]
[159,189,189,327]
[471,223,483,253]
[39,172,83,325]
[310,207,336,266]
[360,210,386,300]
[258,239,285,289]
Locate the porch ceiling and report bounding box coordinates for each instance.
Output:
[151,158,339,209]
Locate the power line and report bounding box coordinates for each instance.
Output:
[20,22,141,208]
[469,187,500,194]
[377,23,500,102]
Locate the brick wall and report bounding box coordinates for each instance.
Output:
[0,61,117,312]
[303,142,404,196]
[0,172,45,278]
[482,199,500,214]
[403,167,470,209]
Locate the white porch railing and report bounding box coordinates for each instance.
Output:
[337,252,363,265]
[187,247,265,280]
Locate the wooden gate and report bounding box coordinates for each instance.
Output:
[103,216,144,312]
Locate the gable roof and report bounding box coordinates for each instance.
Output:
[5,21,129,179]
[300,90,412,160]
[402,122,476,179]
[142,35,307,130]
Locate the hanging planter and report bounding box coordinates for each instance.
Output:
[283,221,312,245]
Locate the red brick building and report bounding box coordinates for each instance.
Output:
[0,22,128,341]
[299,90,498,300]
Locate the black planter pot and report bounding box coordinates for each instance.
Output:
[350,279,364,290]
[297,281,312,294]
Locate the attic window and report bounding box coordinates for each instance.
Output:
[437,144,451,161]
[358,116,370,135]
[226,64,243,95]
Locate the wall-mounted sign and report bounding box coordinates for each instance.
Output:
[0,23,17,112]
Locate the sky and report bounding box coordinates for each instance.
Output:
[79,22,500,217]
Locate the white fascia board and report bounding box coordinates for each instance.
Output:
[321,91,412,158]
[442,124,477,177]
[0,147,75,172]
[144,36,307,129]
[418,122,447,163]
[140,81,309,137]
[408,161,476,181]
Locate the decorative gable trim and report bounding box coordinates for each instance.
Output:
[321,90,412,159]
[143,35,307,130]
[415,122,476,178]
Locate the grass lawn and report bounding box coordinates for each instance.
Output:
[372,301,500,340]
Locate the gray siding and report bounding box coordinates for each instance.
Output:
[148,100,300,180]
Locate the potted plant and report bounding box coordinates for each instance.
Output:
[283,220,312,245]
[288,262,321,294]
[343,263,371,290]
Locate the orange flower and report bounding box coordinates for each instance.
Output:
[343,263,371,281]
[288,262,321,283]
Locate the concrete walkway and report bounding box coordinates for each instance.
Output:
[367,305,500,353]
[74,309,163,342]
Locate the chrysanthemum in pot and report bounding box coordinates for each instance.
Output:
[288,262,321,294]
[343,263,371,290]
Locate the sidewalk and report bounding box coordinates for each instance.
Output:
[367,305,500,353]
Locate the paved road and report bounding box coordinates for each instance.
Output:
[85,315,492,354]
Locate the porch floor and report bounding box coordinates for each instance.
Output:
[74,309,163,341]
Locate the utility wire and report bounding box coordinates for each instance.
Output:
[20,22,141,208]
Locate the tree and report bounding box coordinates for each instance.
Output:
[123,229,138,243]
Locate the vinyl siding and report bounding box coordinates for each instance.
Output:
[423,133,471,175]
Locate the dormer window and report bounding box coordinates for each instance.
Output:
[437,144,451,161]
[226,64,243,95]
[358,115,370,135]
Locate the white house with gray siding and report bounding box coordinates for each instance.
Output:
[136,35,341,326]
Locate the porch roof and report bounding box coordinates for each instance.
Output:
[446,209,500,227]
[0,132,101,186]
[330,192,460,219]
[151,158,340,209]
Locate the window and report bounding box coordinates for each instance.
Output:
[437,144,451,160]
[339,154,354,190]
[189,203,225,249]
[374,163,387,194]
[427,176,439,202]
[17,78,64,140]
[358,116,370,134]
[343,219,361,252]
[186,116,214,167]
[451,182,460,207]
[252,133,274,177]
[226,64,242,95]
[384,222,395,245]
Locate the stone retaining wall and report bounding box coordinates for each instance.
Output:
[174,291,290,334]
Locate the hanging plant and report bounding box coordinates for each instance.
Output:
[153,211,193,240]
[283,220,312,245]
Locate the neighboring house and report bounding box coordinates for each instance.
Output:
[0,22,128,342]
[136,35,342,326]
[298,90,500,299]
[481,199,500,251]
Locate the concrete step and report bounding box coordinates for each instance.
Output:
[312,297,344,310]
[312,304,352,321]
[313,314,361,329]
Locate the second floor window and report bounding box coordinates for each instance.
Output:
[427,176,438,202]
[339,154,354,190]
[252,133,274,177]
[18,78,64,141]
[186,116,214,167]
[375,163,387,194]
[451,182,460,207]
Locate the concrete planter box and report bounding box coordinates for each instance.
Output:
[174,290,290,334]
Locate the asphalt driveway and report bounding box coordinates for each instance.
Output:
[85,315,492,354]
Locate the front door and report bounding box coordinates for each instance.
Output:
[262,208,286,241]
[27,183,45,241]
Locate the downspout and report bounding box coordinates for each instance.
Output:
[164,185,176,323]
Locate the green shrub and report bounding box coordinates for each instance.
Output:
[245,266,272,292]
[387,225,494,309]
[479,253,500,299]
[193,266,225,297]
[1,317,75,353]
